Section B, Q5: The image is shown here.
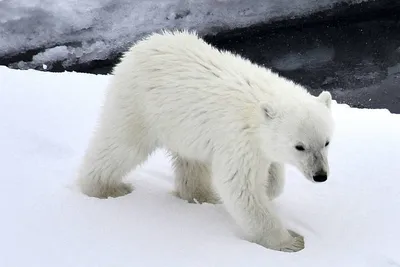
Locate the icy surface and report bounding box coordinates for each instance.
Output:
[271,46,335,71]
[1,0,369,69]
[0,66,399,267]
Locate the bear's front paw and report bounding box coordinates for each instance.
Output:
[277,230,305,252]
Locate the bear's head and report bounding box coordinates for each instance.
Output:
[259,91,334,183]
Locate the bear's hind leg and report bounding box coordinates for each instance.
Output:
[77,115,155,198]
[172,154,220,204]
[266,163,285,200]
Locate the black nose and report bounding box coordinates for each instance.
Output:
[313,172,327,182]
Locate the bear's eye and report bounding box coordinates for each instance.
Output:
[295,145,305,151]
[325,141,330,147]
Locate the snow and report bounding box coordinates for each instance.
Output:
[2,0,369,69]
[388,63,400,76]
[0,66,399,267]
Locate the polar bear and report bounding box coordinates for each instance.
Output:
[77,30,334,252]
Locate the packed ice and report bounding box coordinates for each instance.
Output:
[1,0,369,69]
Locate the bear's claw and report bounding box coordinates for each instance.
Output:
[278,230,305,252]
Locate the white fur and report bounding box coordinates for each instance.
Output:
[76,30,335,252]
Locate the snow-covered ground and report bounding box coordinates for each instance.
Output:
[1,0,370,70]
[0,66,399,267]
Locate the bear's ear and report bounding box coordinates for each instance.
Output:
[261,102,277,119]
[317,91,332,109]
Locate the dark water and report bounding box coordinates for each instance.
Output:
[204,9,400,113]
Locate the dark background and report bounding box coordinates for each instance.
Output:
[2,0,399,113]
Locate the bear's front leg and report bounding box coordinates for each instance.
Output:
[212,153,304,252]
[266,163,285,200]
